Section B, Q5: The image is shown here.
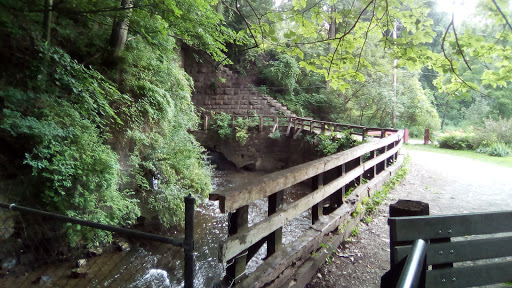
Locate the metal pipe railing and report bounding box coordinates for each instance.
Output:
[397,239,427,288]
[1,194,196,287]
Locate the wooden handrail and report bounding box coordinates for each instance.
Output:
[211,131,403,271]
[200,112,399,137]
[210,130,403,212]
[204,110,404,284]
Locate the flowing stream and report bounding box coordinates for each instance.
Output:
[0,169,312,288]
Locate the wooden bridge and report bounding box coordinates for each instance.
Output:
[205,113,405,287]
[202,113,399,140]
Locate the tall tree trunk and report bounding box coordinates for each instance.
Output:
[326,5,336,89]
[392,19,398,128]
[109,0,133,57]
[441,97,450,130]
[42,0,53,43]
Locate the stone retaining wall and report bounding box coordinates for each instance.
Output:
[183,50,295,116]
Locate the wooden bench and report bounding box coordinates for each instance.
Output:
[387,210,512,288]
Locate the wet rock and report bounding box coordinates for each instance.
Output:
[87,247,103,257]
[114,239,130,252]
[34,275,53,285]
[76,259,87,268]
[0,210,17,240]
[1,257,17,270]
[71,268,88,278]
[19,253,35,265]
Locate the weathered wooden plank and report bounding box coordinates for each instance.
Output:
[218,166,365,262]
[394,236,512,265]
[363,143,401,170]
[235,156,403,288]
[311,173,324,224]
[267,191,284,257]
[225,205,249,281]
[426,260,512,288]
[211,131,403,213]
[389,211,512,242]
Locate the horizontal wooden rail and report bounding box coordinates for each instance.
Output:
[218,166,364,262]
[200,112,399,138]
[210,131,403,213]
[206,110,404,285]
[217,142,402,262]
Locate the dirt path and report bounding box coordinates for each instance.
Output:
[307,147,512,288]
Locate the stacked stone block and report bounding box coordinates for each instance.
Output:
[189,65,295,117]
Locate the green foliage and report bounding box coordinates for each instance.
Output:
[352,203,363,218]
[210,113,258,145]
[0,0,226,244]
[463,98,492,127]
[319,242,336,265]
[363,156,409,216]
[0,45,138,245]
[362,216,373,224]
[268,130,281,139]
[351,227,359,237]
[261,54,300,96]
[120,36,212,225]
[476,142,511,157]
[397,76,441,134]
[211,112,234,139]
[306,130,356,156]
[437,131,474,150]
[345,187,355,197]
[468,117,512,150]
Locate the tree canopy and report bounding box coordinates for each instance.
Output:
[0,0,511,244]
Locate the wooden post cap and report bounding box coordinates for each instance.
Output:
[389,200,429,217]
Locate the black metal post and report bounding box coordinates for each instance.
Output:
[184,194,195,288]
[396,239,427,288]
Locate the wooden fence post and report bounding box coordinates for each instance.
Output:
[381,129,386,138]
[369,150,376,180]
[311,173,324,224]
[259,116,264,132]
[267,191,284,256]
[184,194,195,288]
[382,200,429,288]
[225,205,249,283]
[203,114,209,130]
[424,129,429,145]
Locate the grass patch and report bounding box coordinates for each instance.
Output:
[362,155,410,216]
[404,144,512,168]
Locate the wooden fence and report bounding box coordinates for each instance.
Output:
[201,113,399,140]
[209,123,404,287]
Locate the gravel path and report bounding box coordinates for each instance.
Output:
[307,147,512,288]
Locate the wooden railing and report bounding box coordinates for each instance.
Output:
[201,112,399,140]
[210,125,404,287]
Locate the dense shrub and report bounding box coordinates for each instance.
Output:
[210,112,258,145]
[0,45,139,245]
[121,37,213,226]
[0,34,214,245]
[469,118,512,148]
[437,131,474,150]
[306,130,356,156]
[475,142,511,157]
[261,54,300,96]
